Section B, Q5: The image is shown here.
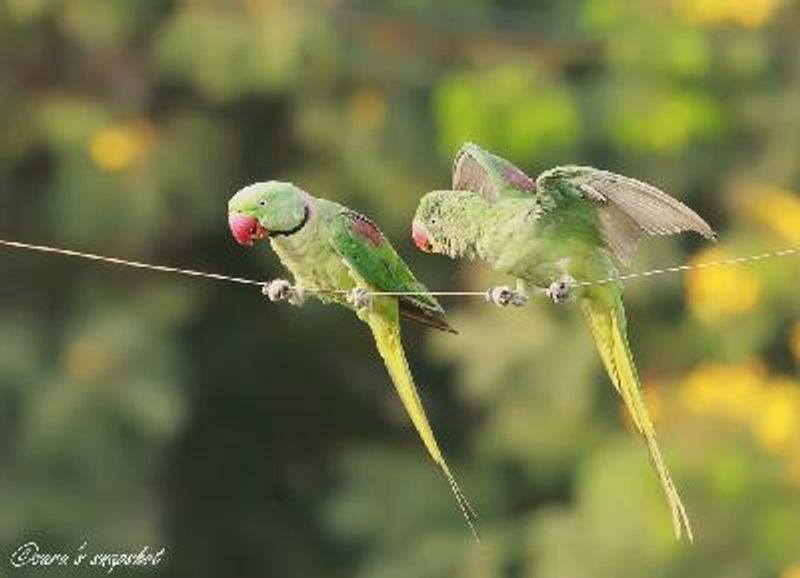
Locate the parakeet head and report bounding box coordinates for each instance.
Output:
[413,142,535,257]
[412,190,480,256]
[412,191,447,253]
[228,181,310,246]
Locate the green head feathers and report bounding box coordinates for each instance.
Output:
[412,142,536,258]
[412,190,487,258]
[228,181,310,246]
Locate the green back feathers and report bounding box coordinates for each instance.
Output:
[329,209,456,333]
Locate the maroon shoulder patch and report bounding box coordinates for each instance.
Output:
[504,165,536,192]
[351,215,384,247]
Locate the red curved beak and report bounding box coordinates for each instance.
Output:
[229,213,268,247]
[412,221,433,253]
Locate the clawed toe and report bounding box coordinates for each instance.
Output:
[262,279,305,306]
[263,279,292,301]
[485,286,528,307]
[347,287,371,310]
[546,275,576,303]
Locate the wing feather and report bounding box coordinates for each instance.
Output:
[449,143,714,266]
[329,210,456,333]
[537,166,715,265]
[452,142,535,203]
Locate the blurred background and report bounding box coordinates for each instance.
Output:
[1,0,799,576]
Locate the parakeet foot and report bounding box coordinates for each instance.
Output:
[262,279,305,306]
[485,286,528,307]
[546,275,576,303]
[347,287,372,310]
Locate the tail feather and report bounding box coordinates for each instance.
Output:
[366,310,480,543]
[582,294,693,542]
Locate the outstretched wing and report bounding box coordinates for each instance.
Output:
[536,166,715,266]
[452,142,536,202]
[329,210,456,333]
[452,142,714,265]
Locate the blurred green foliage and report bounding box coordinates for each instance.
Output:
[1,1,799,577]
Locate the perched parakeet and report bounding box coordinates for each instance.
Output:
[412,143,715,541]
[228,181,477,539]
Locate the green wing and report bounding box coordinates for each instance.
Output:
[452,142,536,202]
[536,166,715,266]
[329,209,456,333]
[453,143,714,266]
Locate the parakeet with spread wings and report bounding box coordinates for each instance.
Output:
[412,143,715,541]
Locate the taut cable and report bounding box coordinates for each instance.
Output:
[579,247,800,287]
[0,239,263,287]
[1,238,797,298]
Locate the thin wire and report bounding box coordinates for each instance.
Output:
[340,246,800,295]
[368,290,487,296]
[0,239,263,287]
[1,238,797,297]
[578,247,800,287]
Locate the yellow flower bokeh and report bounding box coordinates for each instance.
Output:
[746,186,800,245]
[753,379,800,454]
[685,246,762,323]
[674,0,785,28]
[678,360,800,482]
[680,359,766,420]
[781,564,800,578]
[88,119,157,172]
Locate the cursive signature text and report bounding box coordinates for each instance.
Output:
[10,541,166,574]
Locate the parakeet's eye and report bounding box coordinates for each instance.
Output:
[258,200,267,207]
[430,217,438,225]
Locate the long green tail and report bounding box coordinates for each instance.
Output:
[582,291,693,542]
[366,308,479,543]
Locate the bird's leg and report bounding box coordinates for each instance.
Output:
[262,279,306,306]
[347,287,372,311]
[485,280,528,307]
[545,274,577,304]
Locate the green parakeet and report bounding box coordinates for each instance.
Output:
[412,143,715,541]
[228,181,477,539]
